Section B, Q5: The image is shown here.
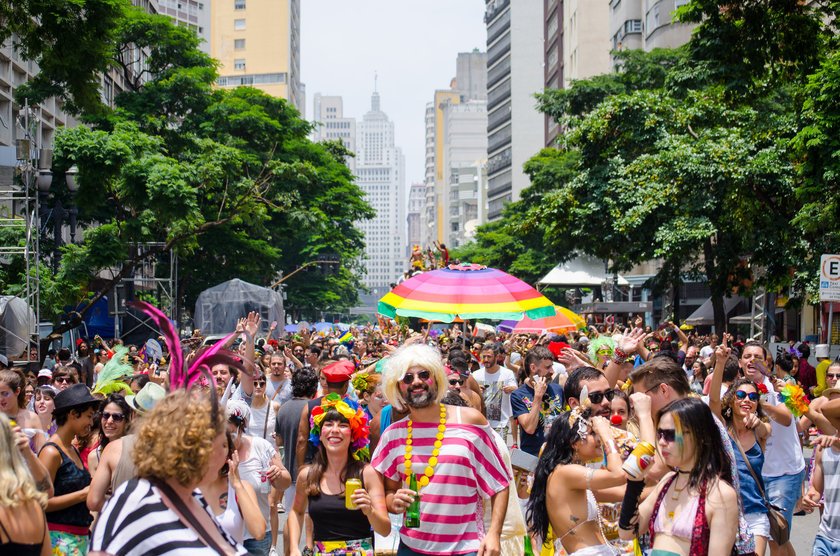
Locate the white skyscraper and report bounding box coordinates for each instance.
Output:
[355,90,406,294]
[311,93,357,172]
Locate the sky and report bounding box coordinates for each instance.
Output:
[300,0,487,187]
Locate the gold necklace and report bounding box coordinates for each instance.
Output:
[404,404,446,489]
[670,475,689,501]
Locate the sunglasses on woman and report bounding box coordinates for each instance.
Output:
[827,373,840,380]
[101,412,126,422]
[254,380,266,386]
[402,370,432,385]
[449,378,465,386]
[657,428,677,443]
[735,390,760,402]
[587,389,616,404]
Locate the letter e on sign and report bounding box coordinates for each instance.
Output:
[820,254,840,302]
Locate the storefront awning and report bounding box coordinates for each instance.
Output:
[685,296,746,326]
[539,255,629,287]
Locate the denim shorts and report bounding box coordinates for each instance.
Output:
[244,534,273,556]
[812,534,840,556]
[764,469,806,530]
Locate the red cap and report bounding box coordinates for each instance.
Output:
[322,360,355,383]
[76,338,85,347]
[547,341,570,359]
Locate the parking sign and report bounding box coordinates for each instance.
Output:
[820,254,840,302]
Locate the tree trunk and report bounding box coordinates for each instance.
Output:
[703,238,727,333]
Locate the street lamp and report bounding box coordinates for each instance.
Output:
[36,149,80,270]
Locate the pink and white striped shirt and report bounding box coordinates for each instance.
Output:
[371,418,511,555]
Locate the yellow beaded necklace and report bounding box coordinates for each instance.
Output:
[404,404,447,489]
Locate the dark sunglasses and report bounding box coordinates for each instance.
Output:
[587,389,616,404]
[735,390,760,402]
[101,412,126,422]
[402,370,432,385]
[254,380,266,386]
[449,378,465,386]
[657,428,677,443]
[54,377,71,384]
[827,373,840,379]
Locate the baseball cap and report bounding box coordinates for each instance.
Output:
[37,369,53,379]
[322,360,355,383]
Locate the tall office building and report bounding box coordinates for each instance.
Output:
[406,183,425,254]
[311,93,356,172]
[355,90,406,294]
[424,51,488,244]
[611,0,693,58]
[544,0,563,145]
[157,0,211,52]
[440,100,487,249]
[485,0,545,220]
[562,0,611,87]
[421,102,436,248]
[211,0,304,113]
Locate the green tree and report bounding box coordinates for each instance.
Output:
[1,0,127,115]
[12,9,373,340]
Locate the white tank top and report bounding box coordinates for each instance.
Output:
[246,400,277,442]
[215,480,244,544]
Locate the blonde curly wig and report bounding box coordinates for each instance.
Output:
[133,390,224,487]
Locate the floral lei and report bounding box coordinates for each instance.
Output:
[309,393,371,461]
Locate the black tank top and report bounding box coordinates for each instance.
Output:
[39,442,93,527]
[308,491,372,542]
[0,505,45,556]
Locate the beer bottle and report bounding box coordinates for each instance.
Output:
[404,473,421,528]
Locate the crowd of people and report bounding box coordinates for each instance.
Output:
[1,310,839,556]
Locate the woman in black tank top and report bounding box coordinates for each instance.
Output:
[0,414,50,556]
[286,394,391,555]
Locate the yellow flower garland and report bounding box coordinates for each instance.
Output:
[404,404,446,489]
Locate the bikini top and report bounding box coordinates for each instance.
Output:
[558,469,600,542]
[649,474,710,553]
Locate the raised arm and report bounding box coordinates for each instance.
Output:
[708,342,731,422]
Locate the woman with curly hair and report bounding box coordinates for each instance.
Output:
[709,348,772,555]
[287,394,390,556]
[526,405,626,555]
[89,390,247,555]
[0,413,50,555]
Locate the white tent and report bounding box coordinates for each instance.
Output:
[539,255,629,287]
[0,296,36,359]
[194,279,284,335]
[685,296,746,326]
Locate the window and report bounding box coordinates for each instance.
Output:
[234,38,245,49]
[234,18,246,30]
[234,0,245,9]
[234,58,246,70]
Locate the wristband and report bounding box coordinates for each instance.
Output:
[612,348,629,364]
[618,479,645,531]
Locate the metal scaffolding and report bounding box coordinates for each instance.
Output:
[0,101,42,362]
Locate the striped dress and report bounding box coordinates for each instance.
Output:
[372,417,511,555]
[91,477,247,555]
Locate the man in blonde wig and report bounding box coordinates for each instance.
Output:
[371,344,511,556]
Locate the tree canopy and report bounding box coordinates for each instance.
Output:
[1,8,374,335]
[459,2,840,331]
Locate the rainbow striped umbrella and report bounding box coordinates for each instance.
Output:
[498,306,586,334]
[378,264,556,322]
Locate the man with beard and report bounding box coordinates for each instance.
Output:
[563,366,614,419]
[372,344,510,556]
[473,344,517,441]
[510,346,564,456]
